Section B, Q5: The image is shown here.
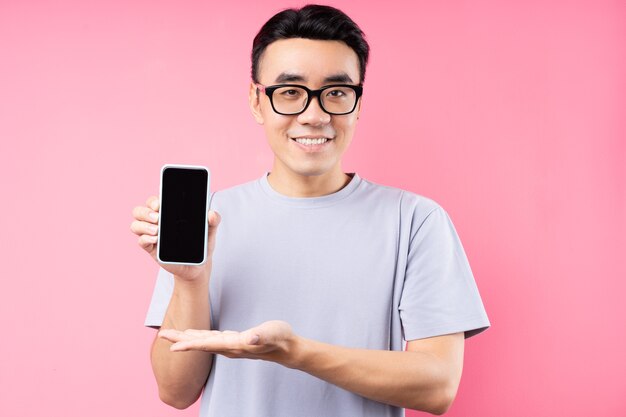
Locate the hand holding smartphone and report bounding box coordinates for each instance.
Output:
[157,164,210,265]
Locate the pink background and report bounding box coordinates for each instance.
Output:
[1,1,625,416]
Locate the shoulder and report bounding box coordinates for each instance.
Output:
[357,176,442,220]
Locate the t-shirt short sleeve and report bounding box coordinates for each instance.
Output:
[144,267,174,328]
[399,206,490,341]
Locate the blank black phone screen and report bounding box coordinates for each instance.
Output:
[158,167,208,264]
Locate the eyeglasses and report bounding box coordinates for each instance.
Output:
[256,83,363,116]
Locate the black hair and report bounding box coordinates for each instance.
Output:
[251,4,370,84]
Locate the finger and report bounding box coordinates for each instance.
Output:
[183,329,220,337]
[130,220,159,236]
[170,330,246,352]
[158,329,192,343]
[138,234,158,250]
[146,196,160,211]
[243,320,291,346]
[224,331,257,349]
[170,337,236,353]
[170,341,202,352]
[206,211,221,256]
[132,206,159,223]
[240,328,262,345]
[208,210,221,227]
[160,329,222,345]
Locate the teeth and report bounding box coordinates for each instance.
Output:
[294,137,329,146]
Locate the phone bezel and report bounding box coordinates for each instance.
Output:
[156,163,210,266]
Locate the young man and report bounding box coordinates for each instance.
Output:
[131,5,490,416]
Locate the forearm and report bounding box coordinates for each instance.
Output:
[286,338,457,414]
[151,277,213,409]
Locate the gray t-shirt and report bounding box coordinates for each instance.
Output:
[145,172,490,417]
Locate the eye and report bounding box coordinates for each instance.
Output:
[327,89,346,97]
[279,89,303,98]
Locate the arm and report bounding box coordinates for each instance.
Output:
[159,322,464,415]
[131,197,222,409]
[150,278,213,409]
[288,332,464,415]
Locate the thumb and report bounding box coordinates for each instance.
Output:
[244,320,287,346]
[247,334,261,345]
[207,210,221,239]
[206,210,221,257]
[208,210,221,227]
[242,324,264,345]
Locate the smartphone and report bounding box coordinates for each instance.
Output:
[157,164,210,265]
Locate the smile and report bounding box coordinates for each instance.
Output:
[291,137,332,146]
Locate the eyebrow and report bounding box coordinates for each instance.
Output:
[274,72,305,83]
[274,72,355,84]
[323,73,354,83]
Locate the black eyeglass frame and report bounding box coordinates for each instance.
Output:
[256,83,364,116]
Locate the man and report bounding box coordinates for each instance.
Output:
[131,5,490,416]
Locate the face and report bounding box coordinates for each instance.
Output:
[249,38,362,180]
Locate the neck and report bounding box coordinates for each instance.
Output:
[267,165,352,198]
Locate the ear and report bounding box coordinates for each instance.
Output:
[355,97,363,120]
[249,82,264,125]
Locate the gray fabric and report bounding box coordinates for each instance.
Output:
[145,172,490,417]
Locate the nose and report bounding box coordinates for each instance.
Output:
[296,96,331,126]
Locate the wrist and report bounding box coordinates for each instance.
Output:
[281,334,311,370]
[173,273,210,292]
[174,261,212,284]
